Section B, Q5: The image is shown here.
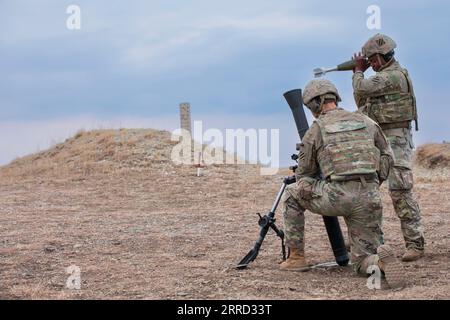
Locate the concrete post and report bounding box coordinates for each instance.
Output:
[179,103,192,134]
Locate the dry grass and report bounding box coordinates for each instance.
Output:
[413,143,450,183]
[1,129,180,179]
[415,143,450,169]
[0,130,448,300]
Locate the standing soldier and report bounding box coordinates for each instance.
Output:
[280,79,406,289]
[352,33,425,261]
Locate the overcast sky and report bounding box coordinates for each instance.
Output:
[1,0,449,167]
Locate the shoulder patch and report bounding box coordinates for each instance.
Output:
[376,38,386,46]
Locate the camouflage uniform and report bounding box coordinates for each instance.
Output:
[281,107,394,274]
[352,36,425,252]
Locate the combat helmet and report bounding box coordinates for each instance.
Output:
[362,33,397,58]
[303,79,341,115]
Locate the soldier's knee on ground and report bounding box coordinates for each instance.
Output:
[355,254,379,275]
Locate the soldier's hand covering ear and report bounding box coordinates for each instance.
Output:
[353,52,370,73]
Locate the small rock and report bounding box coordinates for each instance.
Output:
[177,292,189,297]
[73,244,82,249]
[186,253,205,258]
[44,245,57,253]
[329,289,338,294]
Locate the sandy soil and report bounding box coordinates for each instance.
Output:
[0,130,448,299]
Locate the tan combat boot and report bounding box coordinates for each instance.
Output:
[377,245,406,289]
[279,247,309,271]
[402,248,424,262]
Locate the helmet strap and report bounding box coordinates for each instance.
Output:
[306,96,323,118]
[319,95,326,115]
[378,54,395,71]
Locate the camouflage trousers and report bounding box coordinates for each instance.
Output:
[281,177,383,274]
[385,127,425,250]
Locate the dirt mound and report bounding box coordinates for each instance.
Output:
[3,129,175,175]
[1,128,231,177]
[414,143,450,169]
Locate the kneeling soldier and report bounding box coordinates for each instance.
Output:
[280,79,405,288]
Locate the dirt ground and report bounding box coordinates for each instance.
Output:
[0,130,448,300]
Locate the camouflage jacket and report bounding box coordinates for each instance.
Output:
[296,108,394,182]
[352,60,417,127]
